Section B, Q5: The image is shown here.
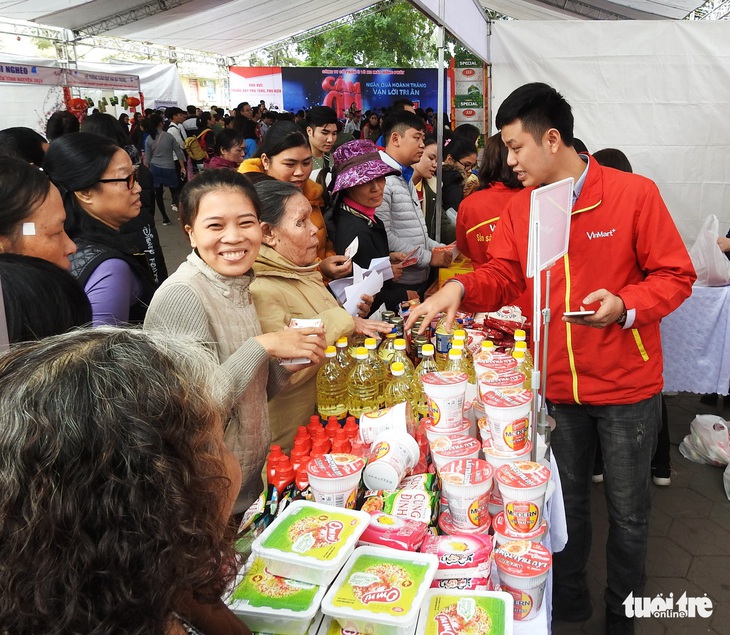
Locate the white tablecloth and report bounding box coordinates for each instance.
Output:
[661,285,730,395]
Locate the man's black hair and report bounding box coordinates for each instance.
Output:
[306,106,338,128]
[382,110,425,146]
[495,82,574,147]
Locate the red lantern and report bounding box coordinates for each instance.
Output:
[67,98,88,120]
[126,96,140,112]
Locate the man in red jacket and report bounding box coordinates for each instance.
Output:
[406,83,695,635]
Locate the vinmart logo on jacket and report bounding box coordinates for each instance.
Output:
[586,228,616,240]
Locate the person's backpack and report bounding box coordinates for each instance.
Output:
[184,130,208,161]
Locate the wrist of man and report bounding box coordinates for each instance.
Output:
[616,297,627,326]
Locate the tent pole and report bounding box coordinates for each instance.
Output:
[435,18,445,244]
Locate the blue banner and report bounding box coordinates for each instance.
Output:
[281,67,444,116]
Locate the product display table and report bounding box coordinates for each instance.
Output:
[661,284,730,395]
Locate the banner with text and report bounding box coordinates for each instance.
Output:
[229,66,283,110]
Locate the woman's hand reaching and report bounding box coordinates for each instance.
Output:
[255,327,327,367]
[352,316,392,339]
[319,255,352,280]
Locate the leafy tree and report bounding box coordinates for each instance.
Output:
[296,0,438,67]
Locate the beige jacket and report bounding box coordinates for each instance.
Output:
[144,251,290,514]
[251,244,355,451]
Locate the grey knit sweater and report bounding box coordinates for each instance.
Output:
[144,251,290,514]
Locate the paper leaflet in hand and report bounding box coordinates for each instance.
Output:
[343,269,384,316]
[328,255,393,305]
[279,318,322,366]
[343,236,359,263]
[401,246,421,268]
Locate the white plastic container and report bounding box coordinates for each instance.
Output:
[228,557,327,635]
[306,453,366,509]
[317,614,417,635]
[415,589,514,635]
[492,511,548,547]
[359,402,410,444]
[362,431,419,491]
[478,370,526,398]
[321,545,438,635]
[495,461,551,533]
[439,458,494,530]
[429,435,482,474]
[481,388,532,430]
[419,534,493,580]
[421,371,468,428]
[252,500,371,586]
[494,540,552,621]
[482,439,533,493]
[488,414,530,452]
[423,417,470,444]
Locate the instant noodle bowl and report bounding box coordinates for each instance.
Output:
[228,557,327,635]
[415,589,514,635]
[495,461,551,533]
[492,511,547,547]
[252,500,370,586]
[306,453,366,509]
[439,458,494,530]
[488,487,503,517]
[482,439,532,492]
[437,509,491,537]
[480,389,532,447]
[473,354,517,379]
[429,435,482,474]
[419,534,493,580]
[494,540,552,621]
[487,414,529,452]
[421,371,468,428]
[363,431,419,491]
[321,545,438,635]
[477,370,526,399]
[424,417,470,445]
[359,402,410,444]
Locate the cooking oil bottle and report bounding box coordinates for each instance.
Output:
[335,336,354,374]
[446,345,472,379]
[316,346,348,421]
[512,349,533,389]
[513,338,534,369]
[348,347,381,419]
[415,343,439,419]
[378,329,398,365]
[452,330,475,381]
[384,361,417,413]
[364,337,387,406]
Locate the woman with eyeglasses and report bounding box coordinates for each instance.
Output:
[441,135,478,214]
[44,132,157,326]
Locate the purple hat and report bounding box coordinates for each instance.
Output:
[331,139,400,194]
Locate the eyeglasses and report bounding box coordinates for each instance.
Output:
[457,159,477,171]
[97,169,137,190]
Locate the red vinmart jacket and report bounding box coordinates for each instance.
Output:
[455,158,696,406]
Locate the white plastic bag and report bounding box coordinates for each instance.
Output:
[724,464,730,501]
[678,414,730,466]
[688,214,730,286]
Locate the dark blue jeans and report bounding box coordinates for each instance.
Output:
[549,394,660,616]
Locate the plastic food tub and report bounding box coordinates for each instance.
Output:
[321,545,438,635]
[252,500,371,586]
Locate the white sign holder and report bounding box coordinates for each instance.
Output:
[526,177,574,460]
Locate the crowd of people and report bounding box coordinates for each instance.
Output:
[0,84,712,635]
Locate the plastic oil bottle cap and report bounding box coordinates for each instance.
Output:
[448,347,463,360]
[355,347,368,359]
[394,338,407,350]
[364,338,377,349]
[336,337,348,347]
[453,329,466,339]
[515,341,528,351]
[514,329,526,340]
[324,346,336,357]
[391,361,405,376]
[422,343,435,356]
[481,340,494,351]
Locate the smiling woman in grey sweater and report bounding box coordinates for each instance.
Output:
[145,112,186,224]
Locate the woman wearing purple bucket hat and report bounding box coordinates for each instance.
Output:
[331,139,419,312]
